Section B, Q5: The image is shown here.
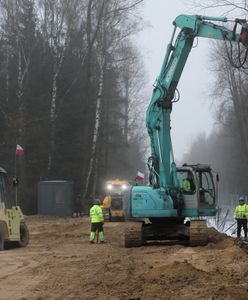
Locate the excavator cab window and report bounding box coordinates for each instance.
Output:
[109,185,123,195]
[177,171,195,194]
[196,171,215,206]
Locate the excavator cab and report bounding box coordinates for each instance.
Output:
[177,164,217,217]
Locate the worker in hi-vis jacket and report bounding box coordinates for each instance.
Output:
[89,199,105,243]
[234,196,248,238]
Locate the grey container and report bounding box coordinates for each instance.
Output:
[38,181,74,217]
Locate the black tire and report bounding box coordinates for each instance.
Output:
[0,230,4,250]
[18,222,29,248]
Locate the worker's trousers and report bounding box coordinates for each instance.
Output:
[90,222,104,242]
[237,219,247,237]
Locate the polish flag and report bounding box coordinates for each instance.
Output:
[135,171,144,181]
[16,144,24,155]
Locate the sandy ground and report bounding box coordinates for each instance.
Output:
[0,216,248,300]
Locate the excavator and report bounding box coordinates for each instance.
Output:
[124,14,248,247]
[0,167,29,250]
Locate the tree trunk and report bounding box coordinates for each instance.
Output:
[47,70,58,176]
[82,59,105,200]
[45,2,69,177]
[81,0,105,198]
[228,67,248,166]
[124,77,129,143]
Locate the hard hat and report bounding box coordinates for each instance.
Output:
[93,199,101,205]
[239,196,245,201]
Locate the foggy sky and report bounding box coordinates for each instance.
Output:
[138,0,217,162]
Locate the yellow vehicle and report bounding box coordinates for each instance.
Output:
[102,179,129,221]
[0,167,29,250]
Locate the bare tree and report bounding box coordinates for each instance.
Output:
[38,0,76,176]
[187,0,248,16]
[184,0,248,196]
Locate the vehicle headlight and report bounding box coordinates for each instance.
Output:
[122,184,127,190]
[107,184,113,190]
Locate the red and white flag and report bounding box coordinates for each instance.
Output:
[135,171,144,181]
[16,144,24,155]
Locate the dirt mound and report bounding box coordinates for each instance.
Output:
[207,226,230,242]
[141,260,209,282]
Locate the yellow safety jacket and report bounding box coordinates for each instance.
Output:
[234,204,248,219]
[90,205,104,223]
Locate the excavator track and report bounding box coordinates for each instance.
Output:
[189,220,208,246]
[124,222,143,248]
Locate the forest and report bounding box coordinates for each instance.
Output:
[0,0,145,213]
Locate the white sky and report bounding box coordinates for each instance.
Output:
[138,0,217,161]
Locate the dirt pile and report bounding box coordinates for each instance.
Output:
[0,216,247,300]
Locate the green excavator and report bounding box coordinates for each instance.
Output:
[124,15,248,247]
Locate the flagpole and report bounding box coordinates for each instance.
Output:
[14,145,18,206]
[12,143,17,206]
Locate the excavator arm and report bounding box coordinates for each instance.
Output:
[147,15,248,191]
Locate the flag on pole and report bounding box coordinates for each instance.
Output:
[16,144,24,155]
[135,171,144,181]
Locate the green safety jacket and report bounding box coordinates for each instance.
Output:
[182,179,191,192]
[234,204,248,220]
[90,205,104,223]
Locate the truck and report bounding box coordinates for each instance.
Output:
[123,15,248,247]
[0,167,29,250]
[102,178,129,221]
